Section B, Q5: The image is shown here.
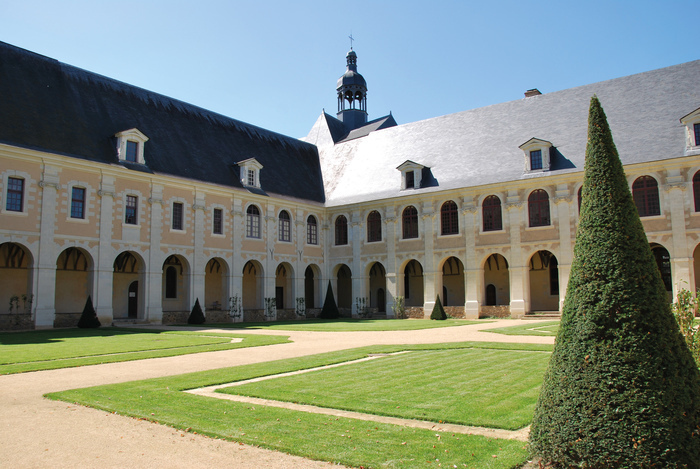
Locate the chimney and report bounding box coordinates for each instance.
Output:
[524,88,542,98]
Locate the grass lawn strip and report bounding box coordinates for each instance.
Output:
[48,342,551,468]
[1,329,289,374]
[180,318,482,332]
[219,348,549,430]
[481,321,559,336]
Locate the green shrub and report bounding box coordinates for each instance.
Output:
[187,298,205,325]
[430,295,447,320]
[318,281,340,319]
[77,296,100,328]
[529,96,700,467]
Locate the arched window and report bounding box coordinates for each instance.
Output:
[367,211,382,242]
[246,205,261,238]
[335,215,348,245]
[693,171,700,212]
[482,195,502,231]
[402,206,418,239]
[633,176,660,217]
[440,201,458,235]
[528,189,550,227]
[278,210,291,242]
[306,215,318,245]
[165,266,177,298]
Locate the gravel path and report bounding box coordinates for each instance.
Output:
[0,319,554,468]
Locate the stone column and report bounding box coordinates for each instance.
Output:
[192,191,206,312]
[506,193,527,317]
[421,204,437,316]
[384,208,398,317]
[350,210,363,317]
[94,175,116,324]
[264,205,276,320]
[463,201,480,319]
[666,176,692,297]
[230,199,244,322]
[554,186,574,312]
[34,166,60,328]
[145,185,164,324]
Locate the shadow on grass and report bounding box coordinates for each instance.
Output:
[0,327,163,345]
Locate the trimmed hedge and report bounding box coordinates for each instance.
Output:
[77,296,100,328]
[529,96,700,467]
[319,281,340,319]
[187,298,206,325]
[430,295,447,320]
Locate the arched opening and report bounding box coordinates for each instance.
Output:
[441,256,465,306]
[162,255,190,313]
[650,243,672,298]
[403,260,424,307]
[113,251,144,319]
[55,247,93,314]
[482,195,502,231]
[483,254,510,306]
[242,261,264,310]
[336,264,352,310]
[0,242,34,318]
[440,200,459,235]
[529,250,560,311]
[275,262,294,312]
[304,264,322,309]
[633,176,660,217]
[205,257,229,312]
[368,262,387,313]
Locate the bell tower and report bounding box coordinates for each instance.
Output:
[337,48,368,131]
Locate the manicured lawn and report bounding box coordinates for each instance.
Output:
[0,328,289,374]
[224,348,549,430]
[48,342,552,468]
[189,318,480,331]
[482,321,559,336]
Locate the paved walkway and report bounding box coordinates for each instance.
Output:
[0,319,554,468]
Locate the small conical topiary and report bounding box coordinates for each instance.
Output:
[77,295,100,328]
[319,281,340,319]
[430,295,447,320]
[529,96,700,467]
[187,298,206,325]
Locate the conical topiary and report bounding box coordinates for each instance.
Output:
[187,298,206,324]
[319,281,340,319]
[529,96,700,467]
[77,295,100,328]
[430,295,447,320]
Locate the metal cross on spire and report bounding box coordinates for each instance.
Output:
[348,33,354,50]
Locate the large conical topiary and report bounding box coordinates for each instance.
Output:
[187,298,206,324]
[529,96,700,467]
[77,295,100,328]
[430,295,447,320]
[319,281,340,319]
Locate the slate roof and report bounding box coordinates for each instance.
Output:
[0,41,325,203]
[315,59,700,206]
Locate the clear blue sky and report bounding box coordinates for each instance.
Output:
[1,1,696,138]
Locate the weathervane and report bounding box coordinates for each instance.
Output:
[349,33,354,50]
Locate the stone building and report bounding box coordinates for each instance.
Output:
[1,40,699,329]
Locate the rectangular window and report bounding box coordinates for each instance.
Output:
[530,150,543,170]
[125,195,138,224]
[247,169,256,186]
[6,177,24,212]
[70,187,86,219]
[307,218,318,245]
[172,202,183,230]
[125,141,138,162]
[405,171,415,189]
[213,208,223,234]
[694,123,700,146]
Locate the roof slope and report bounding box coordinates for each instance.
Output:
[318,60,700,206]
[0,41,325,203]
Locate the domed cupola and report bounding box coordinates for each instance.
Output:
[337,48,368,131]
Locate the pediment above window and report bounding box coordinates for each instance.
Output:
[397,160,425,190]
[519,138,552,172]
[115,128,149,164]
[680,107,700,154]
[237,158,264,188]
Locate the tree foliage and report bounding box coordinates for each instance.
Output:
[187,298,206,325]
[430,295,447,320]
[529,96,700,467]
[319,281,340,319]
[77,295,101,328]
[672,287,700,368]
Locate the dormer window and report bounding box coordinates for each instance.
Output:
[238,158,263,189]
[680,107,700,154]
[397,160,424,190]
[115,128,149,164]
[519,138,552,173]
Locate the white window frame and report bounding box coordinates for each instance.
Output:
[396,160,424,190]
[115,128,149,164]
[238,158,263,189]
[519,138,552,173]
[1,171,31,216]
[680,107,700,155]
